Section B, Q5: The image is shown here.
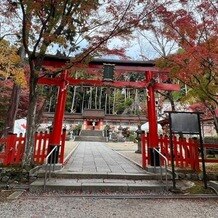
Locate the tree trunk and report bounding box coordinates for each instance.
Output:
[105,92,108,114]
[98,87,102,109]
[48,96,52,112]
[22,74,38,168]
[95,87,98,109]
[207,105,218,134]
[2,83,21,136]
[81,90,85,113]
[88,87,93,109]
[70,86,77,113]
[113,88,116,114]
[134,89,139,114]
[166,92,175,111]
[108,93,111,114]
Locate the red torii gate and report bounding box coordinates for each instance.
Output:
[38,56,180,166]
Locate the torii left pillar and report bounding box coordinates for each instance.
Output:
[48,70,68,163]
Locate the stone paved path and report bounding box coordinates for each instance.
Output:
[64,141,145,174]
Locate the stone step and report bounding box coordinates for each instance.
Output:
[75,136,106,142]
[80,130,103,137]
[37,171,170,180]
[30,178,168,193]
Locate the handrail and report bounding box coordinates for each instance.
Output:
[153,148,169,191]
[44,146,58,191]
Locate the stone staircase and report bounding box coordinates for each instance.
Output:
[30,170,170,193]
[75,130,106,142]
[30,141,171,193]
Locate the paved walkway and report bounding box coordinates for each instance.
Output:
[31,141,206,193]
[64,141,145,174]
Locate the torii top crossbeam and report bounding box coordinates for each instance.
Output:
[38,54,179,91]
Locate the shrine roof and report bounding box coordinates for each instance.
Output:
[42,54,155,67]
[82,109,105,118]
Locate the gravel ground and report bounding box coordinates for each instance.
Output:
[1,141,217,217]
[0,196,218,218]
[0,190,13,202]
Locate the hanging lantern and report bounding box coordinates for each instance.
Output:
[103,63,115,81]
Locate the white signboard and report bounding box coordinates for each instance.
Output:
[13,118,27,135]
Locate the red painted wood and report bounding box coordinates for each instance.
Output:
[5,134,16,165]
[38,77,62,86]
[14,134,25,164]
[0,130,66,165]
[34,132,50,164]
[49,71,68,149]
[140,134,210,171]
[201,159,218,163]
[146,71,158,149]
[42,132,50,163]
[154,83,180,91]
[67,78,149,89]
[1,132,217,169]
[59,129,66,164]
[35,132,42,162]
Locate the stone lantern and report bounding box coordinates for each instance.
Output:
[135,125,142,153]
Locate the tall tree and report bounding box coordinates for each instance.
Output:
[0,40,26,135]
[1,0,172,167]
[145,0,218,131]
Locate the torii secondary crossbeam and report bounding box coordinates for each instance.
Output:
[38,55,180,167]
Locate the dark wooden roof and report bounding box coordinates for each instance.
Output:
[42,54,155,67]
[82,109,105,118]
[42,112,147,123]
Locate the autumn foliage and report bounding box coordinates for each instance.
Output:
[0,40,26,87]
[150,1,218,131]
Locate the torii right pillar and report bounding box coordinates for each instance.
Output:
[145,71,180,168]
[146,71,159,167]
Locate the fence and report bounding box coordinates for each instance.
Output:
[141,133,218,171]
[0,130,66,166]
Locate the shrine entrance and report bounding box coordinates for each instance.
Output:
[38,55,180,167]
[82,109,105,130]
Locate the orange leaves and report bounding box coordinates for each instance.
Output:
[153,1,218,88]
[0,40,27,88]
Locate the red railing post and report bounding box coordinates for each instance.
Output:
[33,131,50,164]
[36,132,42,163]
[192,138,200,171]
[59,129,67,164]
[4,133,17,165]
[42,131,50,163]
[14,133,25,164]
[178,137,183,168]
